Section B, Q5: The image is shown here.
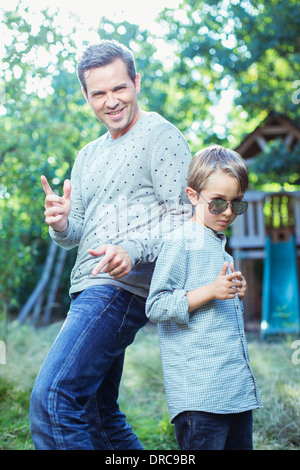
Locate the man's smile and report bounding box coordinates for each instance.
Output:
[106,107,126,118]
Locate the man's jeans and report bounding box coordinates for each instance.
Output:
[30,285,148,450]
[174,410,253,450]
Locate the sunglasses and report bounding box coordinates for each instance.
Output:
[199,193,248,215]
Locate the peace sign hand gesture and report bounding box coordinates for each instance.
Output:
[41,175,71,233]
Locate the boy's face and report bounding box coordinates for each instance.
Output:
[186,169,244,233]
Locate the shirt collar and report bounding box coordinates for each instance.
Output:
[185,220,227,246]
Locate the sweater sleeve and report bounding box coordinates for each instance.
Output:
[119,126,192,266]
[145,238,190,325]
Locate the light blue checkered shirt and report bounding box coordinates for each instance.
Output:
[146,221,262,421]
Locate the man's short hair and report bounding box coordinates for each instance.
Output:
[77,40,137,93]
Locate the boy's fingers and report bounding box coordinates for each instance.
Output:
[227,271,242,281]
[219,262,228,276]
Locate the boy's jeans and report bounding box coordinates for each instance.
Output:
[174,410,253,450]
[30,285,148,450]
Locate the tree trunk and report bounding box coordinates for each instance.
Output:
[17,241,58,323]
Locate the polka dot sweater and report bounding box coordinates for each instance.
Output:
[50,111,192,298]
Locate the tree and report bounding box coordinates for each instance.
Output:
[2,0,299,322]
[249,139,300,187]
[0,5,97,319]
[0,5,176,321]
[158,0,300,149]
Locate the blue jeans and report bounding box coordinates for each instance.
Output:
[30,285,148,450]
[174,410,253,450]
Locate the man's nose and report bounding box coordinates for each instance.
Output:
[106,92,118,108]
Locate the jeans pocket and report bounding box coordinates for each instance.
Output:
[118,295,147,346]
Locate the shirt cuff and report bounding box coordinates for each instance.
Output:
[49,224,71,241]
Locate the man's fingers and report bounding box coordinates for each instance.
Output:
[89,245,132,278]
[89,246,112,276]
[88,247,107,257]
[42,177,71,203]
[45,205,67,216]
[41,175,54,196]
[45,214,66,226]
[45,194,65,206]
[63,179,72,200]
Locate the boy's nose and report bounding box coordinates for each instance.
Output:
[223,202,233,216]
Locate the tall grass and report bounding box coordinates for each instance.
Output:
[0,321,299,450]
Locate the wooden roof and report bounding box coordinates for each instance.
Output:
[235,112,300,159]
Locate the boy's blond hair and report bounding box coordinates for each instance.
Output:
[187,145,248,194]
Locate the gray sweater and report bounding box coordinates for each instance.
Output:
[50,111,192,298]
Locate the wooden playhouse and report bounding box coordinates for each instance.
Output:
[229,113,300,336]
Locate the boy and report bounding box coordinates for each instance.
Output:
[146,145,262,450]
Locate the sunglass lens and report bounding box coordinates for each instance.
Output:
[209,199,228,214]
[232,201,248,215]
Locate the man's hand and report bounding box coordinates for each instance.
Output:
[89,245,133,280]
[41,175,71,232]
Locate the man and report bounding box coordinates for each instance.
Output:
[30,40,191,450]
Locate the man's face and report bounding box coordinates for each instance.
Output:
[82,59,141,139]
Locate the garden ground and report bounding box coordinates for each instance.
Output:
[0,321,299,450]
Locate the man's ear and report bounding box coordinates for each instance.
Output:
[134,73,141,94]
[186,187,199,207]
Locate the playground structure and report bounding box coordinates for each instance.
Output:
[229,191,300,337]
[229,112,300,337]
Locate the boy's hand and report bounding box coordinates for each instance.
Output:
[212,262,245,300]
[230,262,247,300]
[186,261,247,313]
[41,175,71,232]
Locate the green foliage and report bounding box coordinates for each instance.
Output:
[249,139,300,187]
[1,0,299,317]
[159,0,300,147]
[0,5,98,314]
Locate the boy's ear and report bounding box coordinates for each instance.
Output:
[186,187,199,206]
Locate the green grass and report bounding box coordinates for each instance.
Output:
[248,336,300,450]
[0,321,63,449]
[0,321,299,450]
